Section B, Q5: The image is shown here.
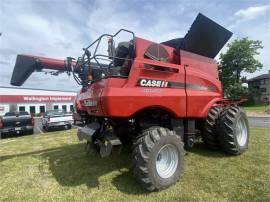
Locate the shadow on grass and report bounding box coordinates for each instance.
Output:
[0,140,230,195]
[186,142,230,158]
[0,131,34,139]
[43,127,72,133]
[0,142,146,194]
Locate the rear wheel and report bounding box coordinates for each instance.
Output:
[202,107,222,149]
[132,127,184,191]
[217,106,249,155]
[45,125,51,132]
[65,124,72,130]
[42,125,47,132]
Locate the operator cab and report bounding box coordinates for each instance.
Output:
[77,29,135,84]
[108,40,134,77]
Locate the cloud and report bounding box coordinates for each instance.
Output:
[227,4,270,78]
[234,5,270,21]
[0,0,86,91]
[0,0,269,91]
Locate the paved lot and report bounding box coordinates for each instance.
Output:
[248,117,270,128]
[34,118,78,134]
[34,118,43,134]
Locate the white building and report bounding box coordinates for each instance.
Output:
[0,86,76,116]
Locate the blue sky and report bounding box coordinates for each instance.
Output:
[0,0,269,91]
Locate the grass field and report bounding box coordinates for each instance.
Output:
[0,128,269,202]
[244,104,270,114]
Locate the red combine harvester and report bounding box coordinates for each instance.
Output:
[11,13,249,191]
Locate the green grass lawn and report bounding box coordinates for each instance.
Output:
[244,104,270,113]
[0,128,269,202]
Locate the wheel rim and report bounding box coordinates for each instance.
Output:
[236,116,248,147]
[156,144,179,179]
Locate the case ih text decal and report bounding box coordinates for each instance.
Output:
[138,78,216,92]
[139,79,168,88]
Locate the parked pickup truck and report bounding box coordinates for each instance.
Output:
[42,110,73,131]
[0,111,34,139]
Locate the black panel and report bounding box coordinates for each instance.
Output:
[10,55,40,86]
[161,38,183,49]
[181,13,232,58]
[161,13,232,58]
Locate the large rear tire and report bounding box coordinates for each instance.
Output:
[202,107,222,149]
[132,127,185,191]
[217,106,249,155]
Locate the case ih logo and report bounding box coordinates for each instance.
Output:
[139,79,168,88]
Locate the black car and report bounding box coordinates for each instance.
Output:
[0,111,34,139]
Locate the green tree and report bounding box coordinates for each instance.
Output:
[219,37,263,98]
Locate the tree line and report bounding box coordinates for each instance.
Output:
[218,37,263,103]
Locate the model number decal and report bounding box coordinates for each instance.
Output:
[142,89,162,93]
[139,79,168,88]
[83,100,97,107]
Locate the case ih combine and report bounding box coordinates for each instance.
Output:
[10,13,249,191]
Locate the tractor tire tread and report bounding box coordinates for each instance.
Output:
[217,106,249,155]
[202,107,222,149]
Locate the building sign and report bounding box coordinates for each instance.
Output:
[0,95,75,103]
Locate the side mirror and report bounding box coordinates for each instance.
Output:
[108,37,115,59]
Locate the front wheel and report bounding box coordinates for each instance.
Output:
[217,106,249,155]
[65,124,72,130]
[45,125,51,132]
[132,127,185,191]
